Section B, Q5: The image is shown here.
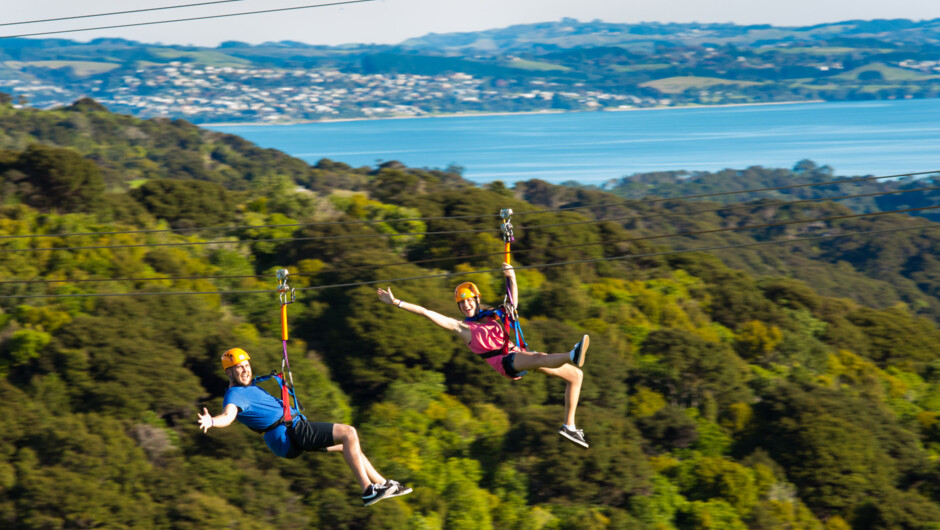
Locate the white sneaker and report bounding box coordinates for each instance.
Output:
[570,335,589,367]
[361,483,393,506]
[558,425,589,448]
[384,479,413,498]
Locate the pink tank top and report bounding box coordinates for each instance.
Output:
[466,318,515,354]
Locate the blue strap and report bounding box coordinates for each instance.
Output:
[465,307,529,350]
[464,308,505,322]
[465,306,530,352]
[512,318,528,351]
[253,372,305,421]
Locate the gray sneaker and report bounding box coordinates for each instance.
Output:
[559,425,589,448]
[570,335,589,367]
[384,479,413,498]
[361,483,393,506]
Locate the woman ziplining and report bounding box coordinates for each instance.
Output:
[376,210,592,448]
[376,265,590,447]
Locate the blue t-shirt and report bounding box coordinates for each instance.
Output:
[223,384,298,458]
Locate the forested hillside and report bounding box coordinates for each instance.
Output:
[599,162,940,220]
[3,97,940,528]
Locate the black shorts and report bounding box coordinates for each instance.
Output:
[503,351,528,379]
[285,420,335,458]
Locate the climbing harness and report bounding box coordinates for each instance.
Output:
[460,209,532,380]
[499,209,528,351]
[253,269,304,424]
[500,208,513,266]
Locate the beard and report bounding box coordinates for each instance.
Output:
[227,369,252,387]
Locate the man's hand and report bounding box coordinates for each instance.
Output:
[198,407,214,433]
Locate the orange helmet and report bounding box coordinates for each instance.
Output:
[454,282,481,303]
[221,347,251,370]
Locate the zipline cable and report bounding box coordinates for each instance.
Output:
[0,0,248,27]
[0,211,498,241]
[0,225,498,254]
[6,206,938,289]
[5,181,940,253]
[274,269,301,415]
[0,272,261,285]
[293,223,940,293]
[0,0,376,39]
[4,222,937,299]
[4,192,940,284]
[2,169,936,242]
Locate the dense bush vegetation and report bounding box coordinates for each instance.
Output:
[3,99,940,528]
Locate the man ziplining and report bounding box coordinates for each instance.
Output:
[198,348,411,506]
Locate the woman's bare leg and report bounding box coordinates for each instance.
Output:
[511,346,586,426]
[511,351,571,371]
[537,364,583,426]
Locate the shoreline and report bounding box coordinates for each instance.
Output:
[199,99,828,127]
[200,108,567,127]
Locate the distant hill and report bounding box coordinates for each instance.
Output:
[399,17,940,53]
[598,161,940,222]
[3,19,940,122]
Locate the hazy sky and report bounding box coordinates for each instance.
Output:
[3,0,939,47]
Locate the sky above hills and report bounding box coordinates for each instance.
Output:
[3,0,939,47]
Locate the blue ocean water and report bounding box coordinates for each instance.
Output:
[206,99,940,185]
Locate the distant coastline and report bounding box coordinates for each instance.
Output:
[200,109,565,127]
[199,100,828,127]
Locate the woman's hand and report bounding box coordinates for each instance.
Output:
[377,286,396,305]
[502,262,519,306]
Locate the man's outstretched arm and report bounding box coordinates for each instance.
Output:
[198,403,238,433]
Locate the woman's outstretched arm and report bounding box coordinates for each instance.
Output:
[377,286,469,339]
[503,263,519,307]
